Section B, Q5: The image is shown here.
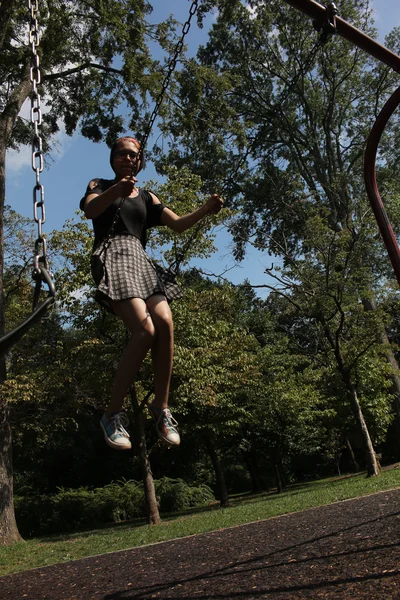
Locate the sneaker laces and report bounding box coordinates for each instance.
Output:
[110,412,130,437]
[159,408,178,432]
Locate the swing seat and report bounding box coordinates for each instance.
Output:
[0,267,56,359]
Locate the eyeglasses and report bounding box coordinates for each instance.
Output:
[114,150,140,160]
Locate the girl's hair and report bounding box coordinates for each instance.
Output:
[109,136,144,173]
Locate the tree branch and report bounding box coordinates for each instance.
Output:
[43,62,122,81]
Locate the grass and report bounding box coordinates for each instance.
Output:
[1,465,399,578]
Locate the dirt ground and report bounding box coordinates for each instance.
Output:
[1,488,399,600]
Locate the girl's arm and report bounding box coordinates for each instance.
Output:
[82,176,138,219]
[153,192,223,233]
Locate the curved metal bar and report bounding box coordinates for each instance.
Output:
[364,85,400,286]
[32,266,56,308]
[0,268,56,359]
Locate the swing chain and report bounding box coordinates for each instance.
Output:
[28,0,48,276]
[140,0,199,151]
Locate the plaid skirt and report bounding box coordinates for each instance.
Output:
[91,234,181,313]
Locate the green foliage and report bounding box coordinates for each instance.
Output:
[172,284,262,441]
[14,478,215,537]
[5,199,400,498]
[154,0,400,474]
[4,0,400,545]
[2,206,41,335]
[2,1,180,150]
[160,0,400,281]
[146,165,231,272]
[155,477,215,513]
[14,480,145,537]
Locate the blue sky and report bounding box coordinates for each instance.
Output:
[6,0,400,298]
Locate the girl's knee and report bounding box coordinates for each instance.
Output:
[146,296,173,337]
[136,315,156,342]
[154,311,174,337]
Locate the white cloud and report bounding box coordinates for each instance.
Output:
[6,144,32,174]
[6,98,74,174]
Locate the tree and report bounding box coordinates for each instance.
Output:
[147,164,229,273]
[158,0,400,474]
[231,286,334,487]
[171,283,263,504]
[1,206,38,544]
[1,0,175,333]
[263,217,395,476]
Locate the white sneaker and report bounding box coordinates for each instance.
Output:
[100,412,132,450]
[149,405,180,447]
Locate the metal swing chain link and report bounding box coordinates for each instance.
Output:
[28,0,48,275]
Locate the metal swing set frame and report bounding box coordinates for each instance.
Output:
[1,0,400,359]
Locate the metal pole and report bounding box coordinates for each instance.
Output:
[364,86,400,286]
[283,0,400,72]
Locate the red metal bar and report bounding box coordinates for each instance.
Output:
[283,0,400,72]
[364,86,400,287]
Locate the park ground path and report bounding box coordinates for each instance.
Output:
[1,488,399,599]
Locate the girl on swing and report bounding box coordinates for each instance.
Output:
[80,136,223,450]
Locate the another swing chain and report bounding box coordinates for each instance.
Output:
[140,0,199,152]
[28,0,48,276]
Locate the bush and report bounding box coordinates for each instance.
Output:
[155,478,215,513]
[15,479,145,537]
[15,478,215,537]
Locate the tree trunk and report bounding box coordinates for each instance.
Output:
[274,464,283,493]
[0,65,31,343]
[0,139,7,382]
[272,442,286,493]
[0,399,22,545]
[344,377,380,476]
[0,72,31,546]
[241,449,265,492]
[0,0,17,51]
[323,325,380,477]
[204,435,229,507]
[334,448,342,476]
[345,437,359,473]
[130,388,160,525]
[276,447,287,489]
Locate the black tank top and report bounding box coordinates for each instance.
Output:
[80,178,165,249]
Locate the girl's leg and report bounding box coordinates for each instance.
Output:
[106,297,156,416]
[146,294,174,411]
[146,294,180,446]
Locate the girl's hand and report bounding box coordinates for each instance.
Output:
[117,175,138,197]
[206,193,223,214]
